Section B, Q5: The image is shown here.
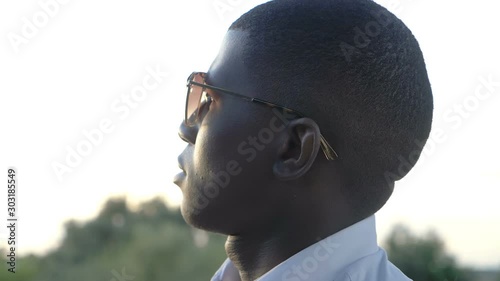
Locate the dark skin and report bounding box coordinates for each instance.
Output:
[177,30,356,281]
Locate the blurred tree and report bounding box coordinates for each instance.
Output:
[384,224,470,281]
[0,197,227,281]
[2,199,497,281]
[0,251,39,281]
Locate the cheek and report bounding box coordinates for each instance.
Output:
[192,123,276,198]
[182,120,249,206]
[181,104,285,231]
[194,109,254,173]
[192,103,283,188]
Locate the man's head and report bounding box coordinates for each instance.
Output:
[177,0,433,234]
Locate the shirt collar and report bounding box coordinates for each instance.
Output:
[211,215,379,281]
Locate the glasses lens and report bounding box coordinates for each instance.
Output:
[186,73,204,125]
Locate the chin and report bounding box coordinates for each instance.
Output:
[180,198,215,229]
[179,200,202,225]
[180,199,235,234]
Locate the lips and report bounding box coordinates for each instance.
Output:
[173,171,186,186]
[174,155,186,186]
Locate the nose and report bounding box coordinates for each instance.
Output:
[178,120,197,144]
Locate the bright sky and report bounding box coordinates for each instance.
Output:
[0,0,499,270]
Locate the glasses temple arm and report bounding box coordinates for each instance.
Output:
[320,135,338,161]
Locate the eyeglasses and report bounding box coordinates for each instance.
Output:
[185,72,338,160]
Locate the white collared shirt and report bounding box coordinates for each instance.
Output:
[211,215,412,281]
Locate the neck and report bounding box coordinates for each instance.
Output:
[225,205,352,281]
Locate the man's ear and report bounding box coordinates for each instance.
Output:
[273,118,321,181]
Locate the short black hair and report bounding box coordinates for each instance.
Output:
[229,0,433,219]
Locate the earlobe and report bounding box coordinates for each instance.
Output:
[273,118,321,181]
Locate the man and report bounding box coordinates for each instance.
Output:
[175,0,433,280]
